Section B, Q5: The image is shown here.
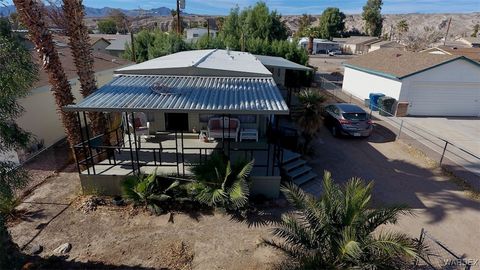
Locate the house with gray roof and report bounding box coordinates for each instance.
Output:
[342,49,480,116]
[64,49,315,195]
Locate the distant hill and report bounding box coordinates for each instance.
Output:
[0,5,172,17]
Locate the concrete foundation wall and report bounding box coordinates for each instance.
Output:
[250,176,281,199]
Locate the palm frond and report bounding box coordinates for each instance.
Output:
[365,230,417,258]
[227,179,249,209]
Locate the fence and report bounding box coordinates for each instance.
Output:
[318,76,480,189]
[415,229,473,270]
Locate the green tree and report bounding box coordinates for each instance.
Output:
[220,6,242,50]
[472,23,479,37]
[0,17,12,37]
[362,0,383,37]
[97,19,117,34]
[0,35,37,269]
[264,171,419,269]
[318,7,346,39]
[396,19,409,33]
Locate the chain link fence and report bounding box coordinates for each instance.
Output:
[415,229,474,270]
[316,76,480,190]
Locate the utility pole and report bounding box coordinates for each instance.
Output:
[176,0,181,35]
[207,18,210,43]
[443,17,452,46]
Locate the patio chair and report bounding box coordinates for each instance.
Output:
[207,117,240,142]
[126,112,150,148]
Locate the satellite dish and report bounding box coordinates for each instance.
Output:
[150,82,178,96]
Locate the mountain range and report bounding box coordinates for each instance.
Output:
[0,5,173,17]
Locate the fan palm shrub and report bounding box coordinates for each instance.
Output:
[190,153,254,211]
[264,171,418,269]
[122,170,180,215]
[296,89,326,154]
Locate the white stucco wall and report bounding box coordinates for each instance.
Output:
[342,67,403,100]
[400,59,480,100]
[16,67,125,150]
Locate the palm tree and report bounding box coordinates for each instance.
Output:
[264,171,418,269]
[62,0,108,136]
[13,0,81,150]
[396,19,409,40]
[296,89,325,154]
[303,27,320,55]
[190,153,254,210]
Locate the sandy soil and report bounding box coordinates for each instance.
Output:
[8,172,285,270]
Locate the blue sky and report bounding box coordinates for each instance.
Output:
[79,0,479,14]
[4,0,480,14]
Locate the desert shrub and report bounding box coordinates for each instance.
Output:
[122,171,183,215]
[190,153,254,211]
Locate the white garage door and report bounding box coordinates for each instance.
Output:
[407,82,480,116]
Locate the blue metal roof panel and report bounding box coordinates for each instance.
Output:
[65,75,289,115]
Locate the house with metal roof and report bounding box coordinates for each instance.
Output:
[64,49,309,195]
[342,49,480,116]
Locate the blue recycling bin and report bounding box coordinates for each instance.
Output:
[369,93,385,111]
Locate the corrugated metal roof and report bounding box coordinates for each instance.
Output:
[64,75,289,115]
[255,54,312,71]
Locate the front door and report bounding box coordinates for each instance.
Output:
[165,113,189,131]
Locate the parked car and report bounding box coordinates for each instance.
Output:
[328,50,342,56]
[322,103,373,137]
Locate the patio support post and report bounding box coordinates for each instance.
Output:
[181,130,185,177]
[75,111,86,175]
[82,111,96,175]
[267,141,271,176]
[131,112,141,173]
[227,114,231,158]
[124,112,136,175]
[222,114,225,153]
[175,130,180,176]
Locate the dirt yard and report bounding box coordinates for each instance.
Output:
[8,172,285,270]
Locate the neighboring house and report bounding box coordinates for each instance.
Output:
[298,38,341,54]
[459,37,480,48]
[186,28,217,40]
[368,40,405,52]
[13,45,132,163]
[422,46,480,62]
[89,36,111,54]
[338,36,380,54]
[90,34,132,57]
[342,49,480,116]
[254,54,312,87]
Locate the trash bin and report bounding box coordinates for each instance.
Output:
[369,93,385,111]
[378,96,397,116]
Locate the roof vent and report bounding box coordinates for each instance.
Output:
[150,82,179,96]
[395,53,402,57]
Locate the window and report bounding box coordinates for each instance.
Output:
[193,33,199,37]
[342,113,367,121]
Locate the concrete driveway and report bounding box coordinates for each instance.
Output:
[400,116,480,179]
[303,121,480,261]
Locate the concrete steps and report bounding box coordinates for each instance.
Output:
[281,149,317,186]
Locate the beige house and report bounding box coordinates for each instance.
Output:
[13,46,132,163]
[336,36,380,54]
[368,40,405,52]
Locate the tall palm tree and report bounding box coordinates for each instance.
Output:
[296,89,325,154]
[13,0,81,150]
[62,0,108,136]
[191,153,254,210]
[303,27,320,55]
[264,171,418,269]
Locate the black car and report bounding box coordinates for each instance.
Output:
[322,103,373,137]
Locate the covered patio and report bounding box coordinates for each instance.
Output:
[64,74,290,181]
